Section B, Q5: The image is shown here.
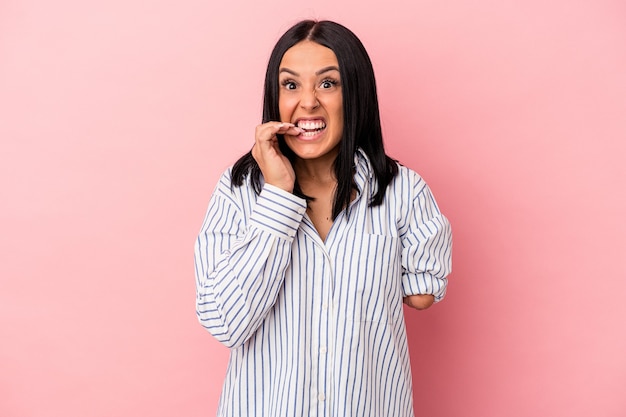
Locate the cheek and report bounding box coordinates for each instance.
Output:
[332,102,344,127]
[278,95,297,118]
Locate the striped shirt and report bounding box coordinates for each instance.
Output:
[195,149,452,417]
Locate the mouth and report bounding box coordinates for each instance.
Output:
[295,118,326,138]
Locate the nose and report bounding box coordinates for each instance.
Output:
[300,88,320,110]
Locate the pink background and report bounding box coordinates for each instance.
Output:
[1,0,625,416]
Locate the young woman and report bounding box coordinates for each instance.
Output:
[195,20,452,417]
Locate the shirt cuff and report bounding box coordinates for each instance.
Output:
[249,184,307,239]
[402,274,448,302]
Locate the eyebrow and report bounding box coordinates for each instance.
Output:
[279,66,340,76]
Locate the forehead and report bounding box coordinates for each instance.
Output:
[279,41,339,71]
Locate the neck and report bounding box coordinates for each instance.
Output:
[294,152,338,186]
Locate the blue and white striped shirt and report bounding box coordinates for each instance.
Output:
[195,150,452,417]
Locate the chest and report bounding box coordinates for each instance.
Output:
[305,196,334,242]
[290,195,405,321]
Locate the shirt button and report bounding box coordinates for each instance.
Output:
[319,346,327,354]
[322,303,328,310]
[318,393,325,401]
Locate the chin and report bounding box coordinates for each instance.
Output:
[285,135,341,161]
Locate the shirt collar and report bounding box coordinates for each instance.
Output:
[355,148,374,176]
[353,148,374,200]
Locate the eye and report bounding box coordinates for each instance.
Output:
[320,79,337,89]
[281,80,297,90]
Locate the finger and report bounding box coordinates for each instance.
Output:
[256,122,285,142]
[253,125,283,162]
[254,128,278,152]
[275,122,306,135]
[282,125,305,135]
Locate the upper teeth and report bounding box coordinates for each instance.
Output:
[297,120,325,130]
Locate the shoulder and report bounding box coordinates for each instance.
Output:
[211,167,234,197]
[390,163,429,196]
[212,166,259,207]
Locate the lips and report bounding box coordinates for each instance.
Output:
[295,118,326,138]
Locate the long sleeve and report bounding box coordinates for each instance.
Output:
[400,179,453,302]
[194,173,307,349]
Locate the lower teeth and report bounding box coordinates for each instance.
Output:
[302,128,323,136]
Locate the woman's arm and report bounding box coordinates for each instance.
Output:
[194,175,306,348]
[403,294,435,310]
[400,173,453,310]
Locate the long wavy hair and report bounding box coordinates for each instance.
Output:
[231,20,398,220]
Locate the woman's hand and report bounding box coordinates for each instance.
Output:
[251,122,303,193]
[403,294,435,310]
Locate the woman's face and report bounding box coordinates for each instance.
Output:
[278,41,344,162]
